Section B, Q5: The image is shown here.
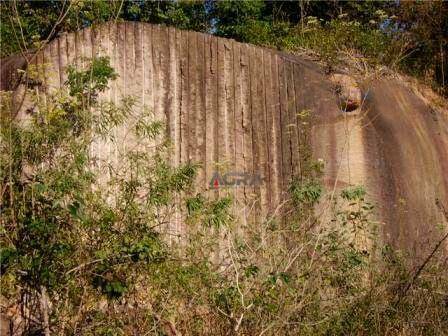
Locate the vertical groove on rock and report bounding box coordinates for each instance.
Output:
[293,63,303,179]
[74,29,80,72]
[278,57,290,200]
[44,40,55,91]
[160,26,169,126]
[233,41,246,227]
[224,38,235,200]
[196,33,206,189]
[135,22,144,112]
[91,26,98,59]
[262,50,273,212]
[66,31,75,72]
[143,24,153,116]
[179,29,189,166]
[110,23,119,166]
[271,54,283,208]
[103,23,113,164]
[83,27,92,68]
[58,33,67,85]
[250,46,263,225]
[168,27,179,167]
[204,34,217,199]
[152,25,161,123]
[216,38,225,165]
[245,44,255,225]
[216,37,225,204]
[286,61,298,179]
[257,48,269,221]
[39,47,49,95]
[54,35,62,89]
[118,23,127,157]
[187,31,198,166]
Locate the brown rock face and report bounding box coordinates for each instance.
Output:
[2,22,447,258]
[0,54,28,91]
[365,80,448,257]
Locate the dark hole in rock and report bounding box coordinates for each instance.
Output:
[340,98,359,112]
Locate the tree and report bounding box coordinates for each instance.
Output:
[395,0,447,92]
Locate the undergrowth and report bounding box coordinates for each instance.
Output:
[1,58,447,335]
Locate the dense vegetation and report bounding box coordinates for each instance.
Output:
[1,0,447,95]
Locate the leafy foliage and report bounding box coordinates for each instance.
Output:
[341,185,366,201]
[289,178,323,206]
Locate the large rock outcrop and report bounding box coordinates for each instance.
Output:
[1,22,447,258]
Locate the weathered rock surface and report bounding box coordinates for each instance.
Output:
[330,73,362,112]
[1,22,448,258]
